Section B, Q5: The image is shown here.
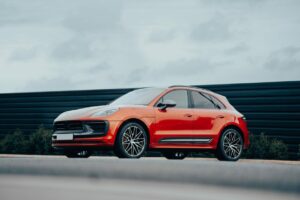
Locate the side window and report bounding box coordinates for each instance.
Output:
[210,95,226,109]
[191,91,216,109]
[160,90,189,108]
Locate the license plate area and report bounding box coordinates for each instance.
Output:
[55,134,73,141]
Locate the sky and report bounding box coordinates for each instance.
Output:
[0,0,300,93]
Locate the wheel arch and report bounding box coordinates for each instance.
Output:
[114,118,150,145]
[218,124,245,145]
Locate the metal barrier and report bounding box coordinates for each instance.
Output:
[1,81,299,158]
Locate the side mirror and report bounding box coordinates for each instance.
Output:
[157,99,176,110]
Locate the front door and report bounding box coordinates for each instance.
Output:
[153,89,196,146]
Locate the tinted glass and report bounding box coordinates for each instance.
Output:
[160,90,188,108]
[191,91,216,109]
[110,88,165,106]
[210,95,226,109]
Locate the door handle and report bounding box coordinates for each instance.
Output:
[216,115,225,119]
[184,113,193,118]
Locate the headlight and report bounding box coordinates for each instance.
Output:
[92,108,119,117]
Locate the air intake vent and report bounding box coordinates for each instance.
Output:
[53,121,108,133]
[85,121,107,133]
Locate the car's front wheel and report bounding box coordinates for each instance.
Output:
[162,151,188,160]
[114,122,148,158]
[65,150,92,158]
[216,128,243,161]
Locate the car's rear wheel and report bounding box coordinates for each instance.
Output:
[114,122,148,159]
[216,128,243,161]
[162,151,188,160]
[65,150,92,158]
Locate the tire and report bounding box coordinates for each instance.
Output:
[65,150,92,158]
[162,151,188,160]
[216,128,244,161]
[114,122,148,159]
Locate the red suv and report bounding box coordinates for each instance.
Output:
[52,86,249,161]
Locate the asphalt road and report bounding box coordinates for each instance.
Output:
[0,155,299,200]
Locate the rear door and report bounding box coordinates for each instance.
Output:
[190,90,225,142]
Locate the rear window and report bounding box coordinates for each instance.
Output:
[191,91,215,109]
[209,94,226,109]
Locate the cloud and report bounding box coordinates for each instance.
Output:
[265,46,300,70]
[148,29,176,43]
[132,58,234,87]
[0,2,28,26]
[86,62,112,73]
[8,47,37,61]
[51,36,95,61]
[125,67,150,84]
[224,44,249,55]
[62,1,122,34]
[160,58,225,76]
[23,76,81,92]
[0,0,300,93]
[190,14,231,42]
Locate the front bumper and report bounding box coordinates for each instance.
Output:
[52,120,121,149]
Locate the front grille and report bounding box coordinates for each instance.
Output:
[54,121,83,131]
[53,121,108,133]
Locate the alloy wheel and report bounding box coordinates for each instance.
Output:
[223,129,243,159]
[121,125,146,157]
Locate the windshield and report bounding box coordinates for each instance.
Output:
[110,88,165,106]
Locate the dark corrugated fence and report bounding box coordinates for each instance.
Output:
[0,81,300,158]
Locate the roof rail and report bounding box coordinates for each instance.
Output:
[193,86,214,93]
[168,85,213,92]
[168,85,190,88]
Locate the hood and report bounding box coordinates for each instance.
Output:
[55,105,110,121]
[54,104,147,121]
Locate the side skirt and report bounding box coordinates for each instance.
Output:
[159,138,212,144]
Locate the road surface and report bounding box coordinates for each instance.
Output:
[0,155,299,200]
